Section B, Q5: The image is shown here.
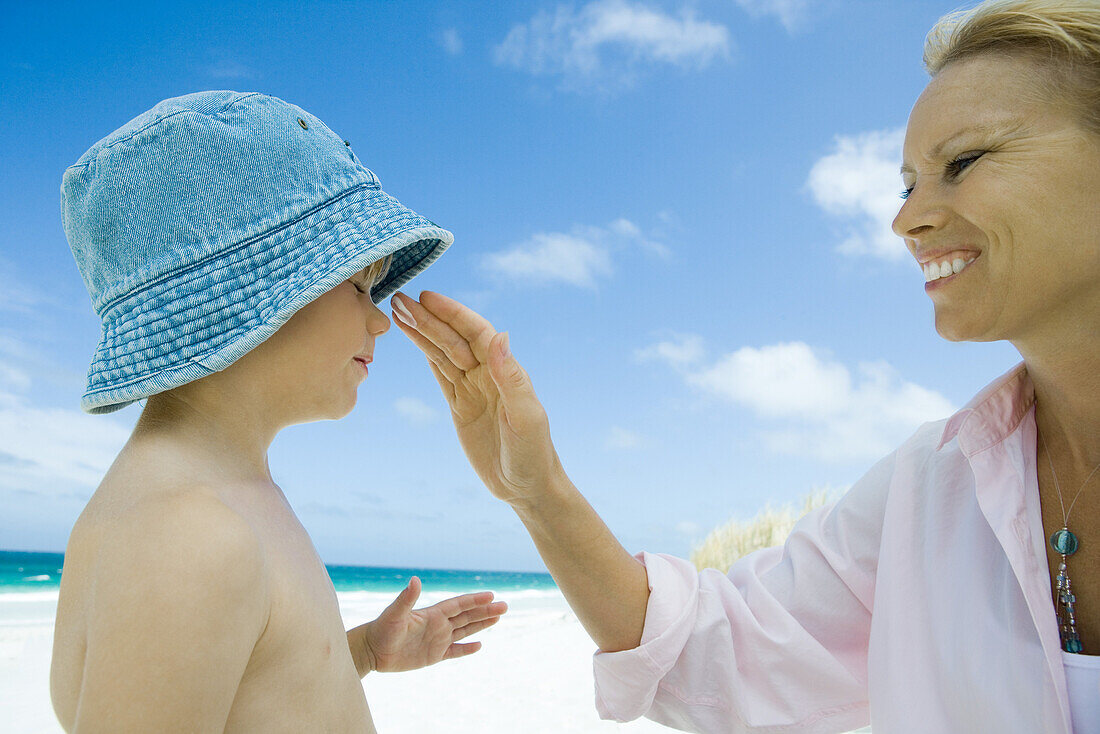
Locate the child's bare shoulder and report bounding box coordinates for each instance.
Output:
[73,461,262,565]
[60,439,264,617]
[101,489,262,572]
[66,464,270,629]
[53,460,271,731]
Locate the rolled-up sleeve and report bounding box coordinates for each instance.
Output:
[593,449,896,733]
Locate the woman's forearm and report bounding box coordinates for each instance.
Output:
[511,469,650,653]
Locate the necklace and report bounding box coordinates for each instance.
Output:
[1038,427,1100,654]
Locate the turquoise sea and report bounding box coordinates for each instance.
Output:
[0,549,557,595]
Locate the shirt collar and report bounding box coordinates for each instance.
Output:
[936,361,1035,455]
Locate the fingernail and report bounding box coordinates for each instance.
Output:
[391,296,416,327]
[501,332,510,359]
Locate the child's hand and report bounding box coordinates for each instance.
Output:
[353,577,507,674]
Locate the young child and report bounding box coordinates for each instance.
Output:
[50,90,506,732]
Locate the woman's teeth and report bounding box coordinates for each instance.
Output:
[924,256,976,282]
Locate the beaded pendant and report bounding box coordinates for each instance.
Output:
[1051,526,1084,653]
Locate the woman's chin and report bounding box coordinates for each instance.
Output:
[933,313,998,344]
[934,323,970,342]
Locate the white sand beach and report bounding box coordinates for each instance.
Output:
[1,589,672,733]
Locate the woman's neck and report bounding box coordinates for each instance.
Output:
[1021,347,1100,480]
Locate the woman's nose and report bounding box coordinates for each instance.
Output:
[891,181,948,240]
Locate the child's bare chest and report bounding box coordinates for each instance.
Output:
[225,501,374,733]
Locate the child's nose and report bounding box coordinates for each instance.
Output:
[367,301,391,336]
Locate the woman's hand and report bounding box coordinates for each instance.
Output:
[390,290,651,653]
[389,290,565,508]
[351,576,507,675]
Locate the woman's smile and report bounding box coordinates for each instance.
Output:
[923,252,979,291]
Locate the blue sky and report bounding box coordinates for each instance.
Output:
[1,0,1020,571]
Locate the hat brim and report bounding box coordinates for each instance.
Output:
[81,182,453,414]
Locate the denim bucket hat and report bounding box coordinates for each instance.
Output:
[61,90,453,415]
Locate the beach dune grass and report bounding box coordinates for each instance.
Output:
[690,489,838,572]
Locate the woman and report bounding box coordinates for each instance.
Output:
[388,1,1100,732]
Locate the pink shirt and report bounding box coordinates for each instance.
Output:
[593,362,1100,733]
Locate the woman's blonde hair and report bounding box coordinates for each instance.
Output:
[923,0,1100,134]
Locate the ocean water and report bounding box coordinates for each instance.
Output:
[0,549,557,596]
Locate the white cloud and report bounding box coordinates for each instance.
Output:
[201,49,257,80]
[634,333,705,368]
[0,256,56,317]
[690,342,851,420]
[0,362,31,393]
[0,317,135,500]
[607,217,669,257]
[394,397,439,425]
[806,127,908,261]
[440,28,463,55]
[733,0,812,32]
[606,426,643,449]
[641,336,955,462]
[484,231,612,288]
[494,0,730,91]
[482,218,666,289]
[675,520,701,537]
[0,384,132,497]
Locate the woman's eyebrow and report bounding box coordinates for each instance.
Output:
[900,118,1027,175]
